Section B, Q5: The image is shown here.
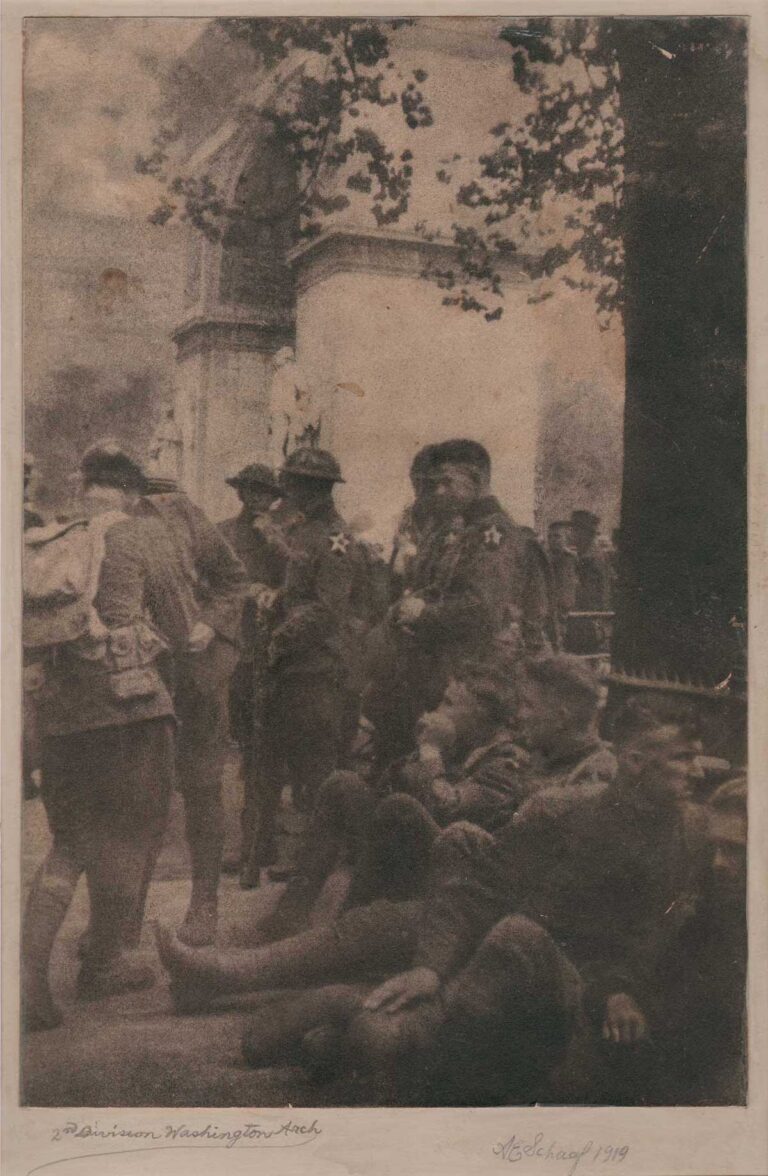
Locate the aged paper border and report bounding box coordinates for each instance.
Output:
[3,2,767,1174]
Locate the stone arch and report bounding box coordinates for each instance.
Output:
[218,133,298,317]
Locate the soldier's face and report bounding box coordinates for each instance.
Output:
[621,725,705,800]
[549,527,572,553]
[281,473,329,509]
[240,485,277,516]
[710,809,747,889]
[82,482,130,518]
[429,467,478,515]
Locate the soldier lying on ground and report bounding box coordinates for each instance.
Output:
[336,698,711,1106]
[153,655,616,1020]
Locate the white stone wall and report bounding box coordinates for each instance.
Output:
[175,342,274,520]
[294,261,544,545]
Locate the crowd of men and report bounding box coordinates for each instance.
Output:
[21,438,745,1107]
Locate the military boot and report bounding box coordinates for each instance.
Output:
[22,863,78,1032]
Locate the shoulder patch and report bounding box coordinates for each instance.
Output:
[482,522,505,550]
[329,532,351,555]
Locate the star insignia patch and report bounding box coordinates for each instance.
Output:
[483,524,504,549]
[329,532,350,555]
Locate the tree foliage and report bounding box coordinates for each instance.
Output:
[423,18,624,326]
[136,18,432,244]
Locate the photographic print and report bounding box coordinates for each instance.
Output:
[13,10,751,1128]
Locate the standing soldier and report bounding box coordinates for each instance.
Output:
[256,447,366,879]
[547,520,579,645]
[136,480,247,946]
[219,464,284,887]
[569,509,613,654]
[382,439,550,762]
[22,446,193,1029]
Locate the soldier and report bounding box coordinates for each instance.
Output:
[250,650,532,944]
[22,446,193,1029]
[219,464,284,886]
[347,700,709,1106]
[255,447,367,879]
[153,655,617,1033]
[547,521,578,639]
[568,509,613,654]
[380,439,550,762]
[136,479,247,945]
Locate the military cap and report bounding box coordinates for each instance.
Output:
[548,520,572,531]
[281,447,345,483]
[144,476,179,495]
[460,652,520,719]
[431,439,491,478]
[524,652,601,704]
[226,463,279,493]
[570,509,600,532]
[80,443,147,493]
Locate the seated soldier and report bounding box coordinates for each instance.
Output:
[255,651,529,941]
[648,773,747,1104]
[153,655,615,1027]
[341,698,711,1106]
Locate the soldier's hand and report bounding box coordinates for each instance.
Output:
[364,967,441,1014]
[602,993,648,1045]
[188,621,216,653]
[431,779,460,811]
[397,595,427,625]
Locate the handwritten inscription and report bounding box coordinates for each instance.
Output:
[494,1133,629,1176]
[51,1119,321,1149]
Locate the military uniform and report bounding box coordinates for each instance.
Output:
[345,769,709,1106]
[218,464,285,884]
[22,449,195,1029]
[137,490,247,944]
[371,495,550,766]
[250,449,367,875]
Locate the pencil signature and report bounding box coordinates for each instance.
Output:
[29,1119,322,1175]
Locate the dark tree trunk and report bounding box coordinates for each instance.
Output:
[610,18,747,688]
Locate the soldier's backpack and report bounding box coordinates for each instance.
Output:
[23,511,127,650]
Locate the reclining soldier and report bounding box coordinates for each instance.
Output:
[339,698,711,1106]
[153,655,616,1032]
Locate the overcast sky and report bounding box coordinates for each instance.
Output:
[24,17,205,221]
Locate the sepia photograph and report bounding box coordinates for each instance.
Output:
[9,6,756,1135]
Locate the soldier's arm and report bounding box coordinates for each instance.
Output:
[438,745,532,829]
[409,524,515,641]
[93,521,148,629]
[187,501,248,641]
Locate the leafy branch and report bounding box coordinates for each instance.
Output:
[136,18,433,244]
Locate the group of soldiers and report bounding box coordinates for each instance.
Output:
[21,437,745,1108]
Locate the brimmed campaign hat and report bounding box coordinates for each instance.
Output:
[226,463,280,494]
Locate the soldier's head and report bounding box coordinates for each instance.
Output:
[427,440,491,518]
[708,774,747,900]
[548,521,573,554]
[518,653,601,754]
[612,697,705,803]
[416,654,519,759]
[79,442,147,517]
[226,463,280,519]
[570,509,600,555]
[279,447,344,510]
